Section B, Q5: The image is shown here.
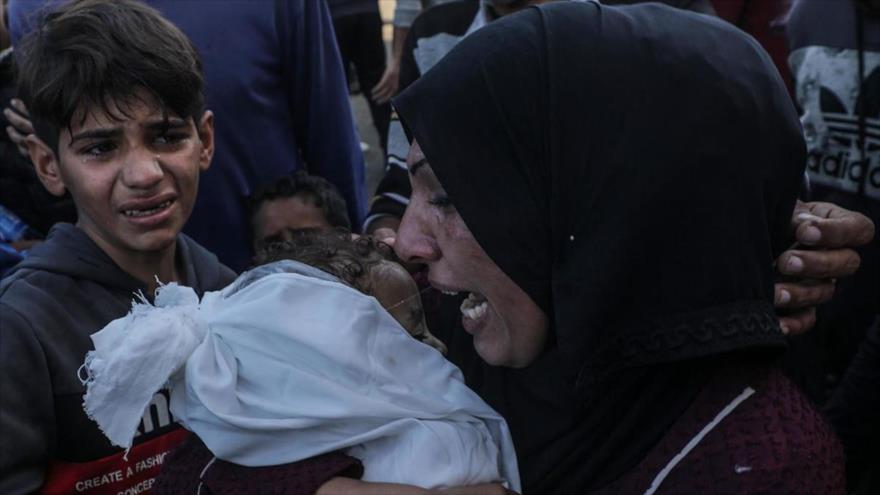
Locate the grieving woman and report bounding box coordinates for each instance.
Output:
[392,2,845,493]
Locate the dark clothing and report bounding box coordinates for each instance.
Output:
[325,0,379,18]
[0,224,235,493]
[156,435,363,495]
[827,321,880,492]
[785,4,880,489]
[364,0,725,231]
[0,48,76,237]
[607,0,716,14]
[394,2,812,491]
[711,0,794,93]
[786,0,880,367]
[332,9,391,149]
[365,0,480,230]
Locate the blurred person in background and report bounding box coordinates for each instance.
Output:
[711,0,795,94]
[372,0,455,105]
[327,0,392,151]
[249,171,352,252]
[0,0,76,275]
[786,0,880,492]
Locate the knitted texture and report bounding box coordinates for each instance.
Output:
[155,435,363,495]
[598,366,845,494]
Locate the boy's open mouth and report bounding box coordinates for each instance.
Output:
[120,196,176,218]
[122,199,174,217]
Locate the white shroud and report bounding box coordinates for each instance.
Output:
[81,261,520,491]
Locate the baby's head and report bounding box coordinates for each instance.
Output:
[255,229,447,354]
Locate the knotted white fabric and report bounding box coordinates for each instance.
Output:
[81,261,520,490]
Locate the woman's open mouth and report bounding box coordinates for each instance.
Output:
[460,292,491,335]
[460,292,488,320]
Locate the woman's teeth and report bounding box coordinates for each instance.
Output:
[441,290,460,296]
[123,200,172,217]
[460,292,488,320]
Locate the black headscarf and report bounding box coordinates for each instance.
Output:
[394,2,805,492]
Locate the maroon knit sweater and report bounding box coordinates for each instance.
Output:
[155,435,363,495]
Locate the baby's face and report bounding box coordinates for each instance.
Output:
[371,261,447,355]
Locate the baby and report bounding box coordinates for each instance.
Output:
[255,228,447,355]
[80,230,518,491]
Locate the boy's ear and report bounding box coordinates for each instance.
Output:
[27,134,67,197]
[196,110,215,172]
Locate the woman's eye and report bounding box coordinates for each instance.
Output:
[428,195,454,208]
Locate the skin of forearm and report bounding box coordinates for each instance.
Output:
[391,26,410,64]
[316,477,430,495]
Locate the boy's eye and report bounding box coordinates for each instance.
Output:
[154,133,187,146]
[80,141,117,157]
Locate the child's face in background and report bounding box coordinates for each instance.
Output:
[371,261,447,355]
[252,194,332,249]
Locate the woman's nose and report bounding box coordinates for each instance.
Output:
[394,207,439,264]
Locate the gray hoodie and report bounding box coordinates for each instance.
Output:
[0,224,235,494]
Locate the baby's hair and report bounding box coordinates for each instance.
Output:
[254,228,398,295]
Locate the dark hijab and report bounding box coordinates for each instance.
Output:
[394,2,805,492]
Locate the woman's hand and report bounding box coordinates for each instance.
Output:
[774,200,875,335]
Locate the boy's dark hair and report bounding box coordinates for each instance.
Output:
[16,0,205,152]
[249,171,352,232]
[255,228,396,295]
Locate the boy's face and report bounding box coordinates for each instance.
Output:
[371,260,447,355]
[29,92,214,261]
[252,194,331,249]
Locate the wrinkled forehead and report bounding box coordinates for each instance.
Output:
[67,89,179,135]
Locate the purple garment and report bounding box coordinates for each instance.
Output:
[9,0,367,272]
[596,364,845,494]
[156,434,364,495]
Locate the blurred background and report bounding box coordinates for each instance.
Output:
[352,0,397,196]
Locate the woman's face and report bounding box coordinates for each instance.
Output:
[394,141,549,368]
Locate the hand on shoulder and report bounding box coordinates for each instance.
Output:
[774,200,875,335]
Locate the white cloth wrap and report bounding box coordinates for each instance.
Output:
[82,283,205,449]
[81,263,520,491]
